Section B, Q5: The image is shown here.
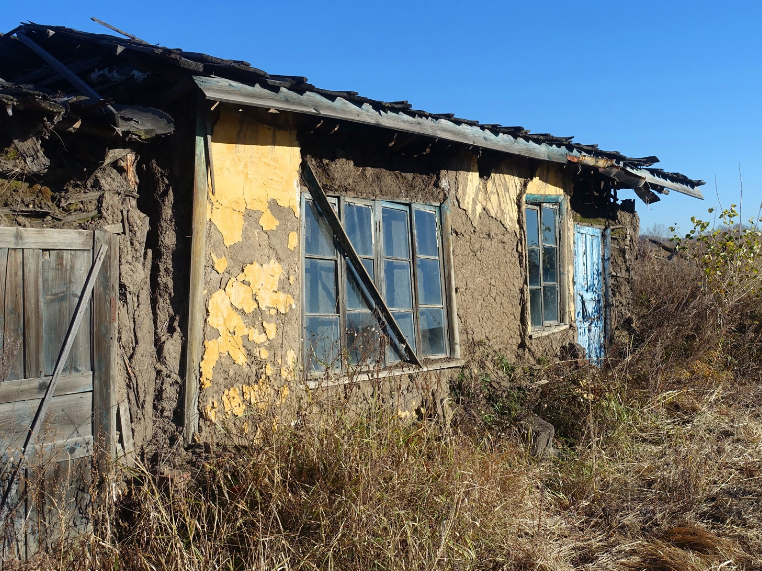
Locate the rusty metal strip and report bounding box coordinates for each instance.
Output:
[302,162,422,368]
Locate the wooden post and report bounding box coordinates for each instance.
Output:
[184,97,210,443]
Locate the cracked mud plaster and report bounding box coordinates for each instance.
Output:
[207,106,300,247]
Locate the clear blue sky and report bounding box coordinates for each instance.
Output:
[4,1,760,236]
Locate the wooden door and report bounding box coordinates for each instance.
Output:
[574,225,605,364]
[0,228,117,561]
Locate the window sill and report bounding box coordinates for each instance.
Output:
[302,358,465,390]
[529,323,570,339]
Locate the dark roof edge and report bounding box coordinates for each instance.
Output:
[194,76,704,200]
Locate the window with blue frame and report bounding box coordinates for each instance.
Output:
[303,195,450,372]
[525,202,561,328]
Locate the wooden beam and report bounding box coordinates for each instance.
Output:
[302,163,422,368]
[184,97,210,443]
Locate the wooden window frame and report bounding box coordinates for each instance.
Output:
[301,194,454,375]
[525,200,565,331]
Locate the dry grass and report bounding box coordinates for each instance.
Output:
[5,237,762,570]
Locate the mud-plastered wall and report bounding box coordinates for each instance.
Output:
[441,155,575,362]
[440,151,528,356]
[198,106,301,435]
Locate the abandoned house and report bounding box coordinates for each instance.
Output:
[0,22,703,558]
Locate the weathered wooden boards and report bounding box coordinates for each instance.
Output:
[0,228,117,561]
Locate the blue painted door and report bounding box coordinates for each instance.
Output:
[574,225,604,363]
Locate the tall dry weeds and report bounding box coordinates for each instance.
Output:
[5,236,762,570]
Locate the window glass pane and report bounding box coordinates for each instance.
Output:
[383,207,410,259]
[419,307,446,356]
[414,209,439,257]
[384,260,412,309]
[416,258,442,305]
[529,288,543,328]
[346,310,382,365]
[305,200,335,257]
[528,248,541,287]
[305,316,339,371]
[526,208,539,247]
[541,206,557,246]
[304,258,337,314]
[346,259,374,310]
[542,246,557,283]
[387,311,416,363]
[345,203,373,257]
[543,285,558,323]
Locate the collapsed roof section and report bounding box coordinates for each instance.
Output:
[0,22,704,201]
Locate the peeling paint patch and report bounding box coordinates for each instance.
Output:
[449,154,523,231]
[200,259,293,389]
[526,162,565,196]
[259,208,279,231]
[288,231,298,251]
[281,349,297,381]
[208,107,301,246]
[222,386,246,416]
[205,400,219,422]
[259,347,269,359]
[212,253,228,274]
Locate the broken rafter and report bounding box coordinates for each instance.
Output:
[90,17,149,45]
[14,32,118,122]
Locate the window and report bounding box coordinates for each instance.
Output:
[526,203,561,328]
[303,196,450,372]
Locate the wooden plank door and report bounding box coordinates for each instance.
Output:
[0,228,117,561]
[574,225,605,364]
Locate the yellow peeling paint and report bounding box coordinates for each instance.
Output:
[200,258,293,389]
[288,231,298,251]
[205,400,219,422]
[208,107,301,246]
[222,386,246,416]
[289,274,294,285]
[526,163,565,196]
[259,348,269,359]
[451,154,523,230]
[259,208,279,231]
[212,253,228,274]
[281,349,297,381]
[265,363,274,377]
[225,279,257,313]
[240,260,294,313]
[279,385,290,404]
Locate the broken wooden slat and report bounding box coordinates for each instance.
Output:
[4,249,25,380]
[23,249,44,379]
[0,391,92,451]
[2,435,93,465]
[0,228,92,250]
[0,372,93,404]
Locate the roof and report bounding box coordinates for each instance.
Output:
[0,22,704,201]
